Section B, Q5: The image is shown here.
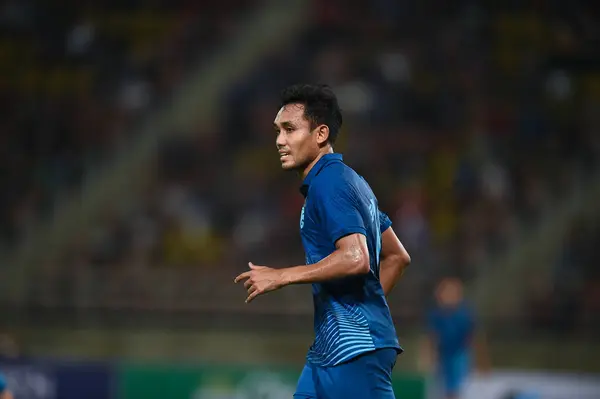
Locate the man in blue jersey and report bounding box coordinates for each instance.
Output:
[420,278,489,399]
[234,83,411,398]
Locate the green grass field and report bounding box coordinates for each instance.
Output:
[15,327,600,373]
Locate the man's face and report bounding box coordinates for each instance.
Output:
[274,104,321,171]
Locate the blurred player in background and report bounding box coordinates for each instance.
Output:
[0,373,13,399]
[235,83,411,398]
[420,278,490,399]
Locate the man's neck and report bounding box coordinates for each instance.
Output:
[299,148,334,180]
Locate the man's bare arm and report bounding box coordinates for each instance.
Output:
[283,233,370,285]
[379,227,411,296]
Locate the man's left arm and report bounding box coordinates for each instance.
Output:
[378,209,410,296]
[379,225,411,296]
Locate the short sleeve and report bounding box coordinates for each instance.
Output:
[379,210,392,233]
[314,177,367,244]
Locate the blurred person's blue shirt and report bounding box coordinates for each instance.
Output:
[427,301,475,359]
[427,300,475,395]
[299,153,401,367]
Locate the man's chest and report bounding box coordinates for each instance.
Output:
[299,199,333,263]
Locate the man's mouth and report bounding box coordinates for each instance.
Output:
[279,151,291,160]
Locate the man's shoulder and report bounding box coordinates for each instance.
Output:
[308,172,356,206]
[312,161,360,190]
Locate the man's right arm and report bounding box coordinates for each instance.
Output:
[379,226,410,296]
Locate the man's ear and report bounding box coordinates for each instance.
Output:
[315,125,330,145]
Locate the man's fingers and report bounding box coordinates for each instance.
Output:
[246,289,261,304]
[234,271,251,283]
[247,285,257,295]
[244,278,253,289]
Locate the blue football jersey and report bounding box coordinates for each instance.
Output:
[299,153,401,366]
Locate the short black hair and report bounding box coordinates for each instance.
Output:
[280,83,343,145]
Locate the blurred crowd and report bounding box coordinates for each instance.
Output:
[4,1,600,330]
[526,212,600,337]
[0,0,258,247]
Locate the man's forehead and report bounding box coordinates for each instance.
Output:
[274,103,305,123]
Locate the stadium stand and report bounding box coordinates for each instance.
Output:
[3,1,599,335]
[0,0,259,248]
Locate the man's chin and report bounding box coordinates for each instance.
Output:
[280,162,296,170]
[279,158,297,169]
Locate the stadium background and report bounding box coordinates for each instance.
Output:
[0,0,599,398]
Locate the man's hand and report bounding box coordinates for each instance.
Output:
[234,262,289,303]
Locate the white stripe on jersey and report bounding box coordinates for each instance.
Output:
[307,301,375,366]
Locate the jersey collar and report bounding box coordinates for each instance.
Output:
[300,153,343,197]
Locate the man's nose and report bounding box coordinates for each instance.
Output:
[275,131,285,147]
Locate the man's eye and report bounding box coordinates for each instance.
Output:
[286,127,294,132]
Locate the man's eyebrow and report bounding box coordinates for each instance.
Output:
[274,121,295,128]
